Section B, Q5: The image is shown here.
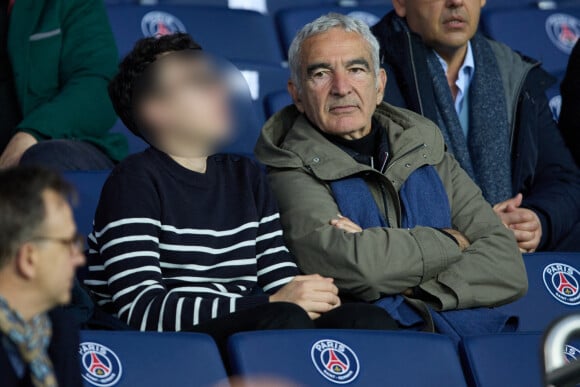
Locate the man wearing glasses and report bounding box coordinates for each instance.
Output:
[0,166,85,386]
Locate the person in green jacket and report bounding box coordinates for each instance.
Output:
[255,13,527,325]
[0,0,127,170]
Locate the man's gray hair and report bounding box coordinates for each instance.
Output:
[288,13,382,90]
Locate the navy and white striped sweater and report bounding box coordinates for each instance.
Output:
[85,147,299,332]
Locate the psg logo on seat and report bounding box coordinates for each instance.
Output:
[141,11,186,38]
[79,342,123,387]
[543,263,580,306]
[311,339,360,384]
[545,13,580,54]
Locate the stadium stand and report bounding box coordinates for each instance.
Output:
[105,4,284,63]
[228,330,468,386]
[234,62,290,124]
[276,5,392,54]
[497,253,580,332]
[79,331,227,386]
[264,90,293,119]
[63,170,111,238]
[480,6,580,74]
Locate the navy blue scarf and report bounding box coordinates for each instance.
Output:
[330,167,516,344]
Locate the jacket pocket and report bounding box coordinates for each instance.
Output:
[27,30,62,97]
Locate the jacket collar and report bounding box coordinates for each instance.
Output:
[256,102,445,182]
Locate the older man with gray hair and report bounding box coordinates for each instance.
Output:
[255,13,527,336]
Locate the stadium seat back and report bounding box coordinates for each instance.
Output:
[79,331,228,387]
[111,120,149,155]
[497,253,580,332]
[63,171,111,238]
[106,4,284,63]
[460,333,544,387]
[234,62,290,123]
[276,5,391,54]
[228,330,467,386]
[481,7,580,73]
[264,90,293,118]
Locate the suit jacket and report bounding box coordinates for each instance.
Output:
[7,0,127,161]
[0,307,83,387]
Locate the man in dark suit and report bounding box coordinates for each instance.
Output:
[0,167,85,386]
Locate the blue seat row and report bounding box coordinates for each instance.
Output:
[79,328,580,386]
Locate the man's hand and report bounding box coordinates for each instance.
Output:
[493,193,542,253]
[0,132,38,168]
[270,274,341,319]
[442,229,471,251]
[330,215,363,233]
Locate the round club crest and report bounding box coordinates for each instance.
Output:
[543,263,580,306]
[311,339,360,384]
[565,345,580,363]
[545,13,580,54]
[79,342,123,387]
[141,11,186,38]
[549,95,562,121]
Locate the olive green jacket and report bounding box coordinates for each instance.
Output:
[8,0,127,161]
[255,103,527,311]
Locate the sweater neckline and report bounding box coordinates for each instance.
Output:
[148,147,215,188]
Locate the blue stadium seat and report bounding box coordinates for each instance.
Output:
[228,330,467,386]
[106,4,284,63]
[264,90,293,118]
[481,7,580,73]
[497,252,580,332]
[460,333,545,387]
[111,120,149,155]
[63,171,111,238]
[276,5,391,54]
[234,62,290,124]
[79,331,227,387]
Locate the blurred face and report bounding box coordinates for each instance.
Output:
[34,190,85,308]
[141,52,232,149]
[393,0,486,57]
[289,28,386,140]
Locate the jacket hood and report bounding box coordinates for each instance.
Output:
[255,102,446,181]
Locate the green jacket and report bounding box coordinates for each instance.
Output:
[255,103,527,312]
[8,0,127,161]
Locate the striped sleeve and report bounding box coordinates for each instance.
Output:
[253,169,300,293]
[86,173,269,332]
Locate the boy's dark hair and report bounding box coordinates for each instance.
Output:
[108,33,202,139]
[0,166,74,268]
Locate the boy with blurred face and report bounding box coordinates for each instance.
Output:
[0,166,85,386]
[372,0,580,252]
[87,33,397,357]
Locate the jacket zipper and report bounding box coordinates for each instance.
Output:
[406,30,425,116]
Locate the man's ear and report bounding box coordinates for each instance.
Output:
[288,80,305,113]
[376,68,387,105]
[15,243,37,281]
[392,0,407,18]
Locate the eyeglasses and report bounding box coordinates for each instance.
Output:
[30,233,85,254]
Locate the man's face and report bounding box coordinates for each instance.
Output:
[141,53,232,149]
[289,28,386,140]
[34,190,85,307]
[393,0,486,56]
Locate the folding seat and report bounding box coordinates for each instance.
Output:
[79,331,228,387]
[480,7,580,73]
[497,252,580,332]
[460,333,545,387]
[63,171,111,238]
[228,330,467,386]
[233,62,290,124]
[106,4,284,64]
[276,5,391,54]
[264,90,293,118]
